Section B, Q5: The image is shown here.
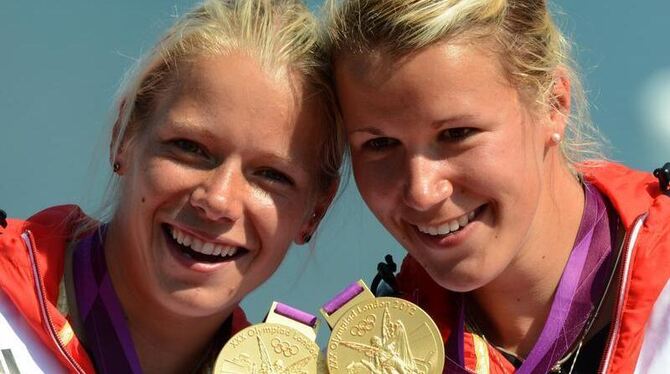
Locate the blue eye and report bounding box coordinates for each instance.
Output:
[258,168,294,186]
[439,128,475,142]
[362,137,399,151]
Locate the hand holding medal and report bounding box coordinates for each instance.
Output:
[214,302,321,374]
[320,280,445,373]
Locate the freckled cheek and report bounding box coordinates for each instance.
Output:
[142,160,200,202]
[461,148,539,230]
[250,189,305,240]
[482,142,542,206]
[354,160,400,203]
[462,143,525,193]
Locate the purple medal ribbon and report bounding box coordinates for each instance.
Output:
[322,281,364,315]
[517,184,614,373]
[73,225,143,374]
[274,302,318,327]
[445,183,615,372]
[445,295,466,370]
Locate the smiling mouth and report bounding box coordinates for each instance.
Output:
[415,205,486,237]
[162,224,248,264]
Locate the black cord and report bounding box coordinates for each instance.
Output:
[0,209,7,229]
[653,162,670,196]
[371,254,400,297]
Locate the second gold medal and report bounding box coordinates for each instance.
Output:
[321,280,444,373]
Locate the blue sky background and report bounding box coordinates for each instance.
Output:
[1,1,668,346]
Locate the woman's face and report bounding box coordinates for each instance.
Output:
[336,43,561,292]
[111,53,330,317]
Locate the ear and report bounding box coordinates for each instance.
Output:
[294,178,339,245]
[546,67,571,139]
[110,99,128,170]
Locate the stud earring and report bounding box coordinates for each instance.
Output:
[303,233,312,244]
[551,133,562,144]
[113,162,121,173]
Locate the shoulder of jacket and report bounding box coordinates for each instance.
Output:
[581,161,668,228]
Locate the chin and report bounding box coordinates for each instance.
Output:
[165,286,241,318]
[430,272,483,293]
[423,260,494,293]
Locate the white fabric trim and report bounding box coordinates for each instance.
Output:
[634,278,670,373]
[0,291,66,374]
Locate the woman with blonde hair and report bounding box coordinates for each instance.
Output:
[324,0,670,372]
[0,0,342,373]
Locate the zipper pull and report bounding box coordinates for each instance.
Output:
[0,209,7,228]
[653,162,670,196]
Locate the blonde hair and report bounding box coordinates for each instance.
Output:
[323,0,606,170]
[101,0,343,218]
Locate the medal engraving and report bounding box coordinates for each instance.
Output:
[326,297,444,374]
[214,323,319,374]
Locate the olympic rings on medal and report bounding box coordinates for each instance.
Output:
[349,314,377,336]
[271,338,299,357]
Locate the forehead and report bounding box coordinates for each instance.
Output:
[337,41,509,89]
[150,53,327,166]
[334,43,518,122]
[168,54,293,124]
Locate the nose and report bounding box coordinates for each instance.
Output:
[190,162,244,223]
[402,155,452,211]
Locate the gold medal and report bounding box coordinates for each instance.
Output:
[214,302,321,374]
[321,280,444,373]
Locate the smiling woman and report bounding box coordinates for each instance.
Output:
[0,1,342,373]
[109,53,334,321]
[324,0,670,372]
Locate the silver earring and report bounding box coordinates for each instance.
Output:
[551,133,562,144]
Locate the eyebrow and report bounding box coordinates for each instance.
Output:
[348,114,478,135]
[431,114,478,128]
[266,154,310,174]
[164,119,218,139]
[348,126,385,135]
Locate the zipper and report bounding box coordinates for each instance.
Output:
[22,230,86,374]
[597,213,647,374]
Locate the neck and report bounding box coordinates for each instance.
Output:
[127,308,223,374]
[471,161,585,358]
[104,221,234,374]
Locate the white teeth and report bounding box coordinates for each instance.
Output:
[191,238,204,252]
[182,235,192,246]
[169,226,240,258]
[449,220,459,232]
[436,223,450,234]
[417,209,477,236]
[202,242,214,255]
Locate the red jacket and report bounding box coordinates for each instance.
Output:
[0,205,250,373]
[396,162,670,373]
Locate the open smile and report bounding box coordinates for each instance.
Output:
[413,204,487,239]
[162,224,249,264]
